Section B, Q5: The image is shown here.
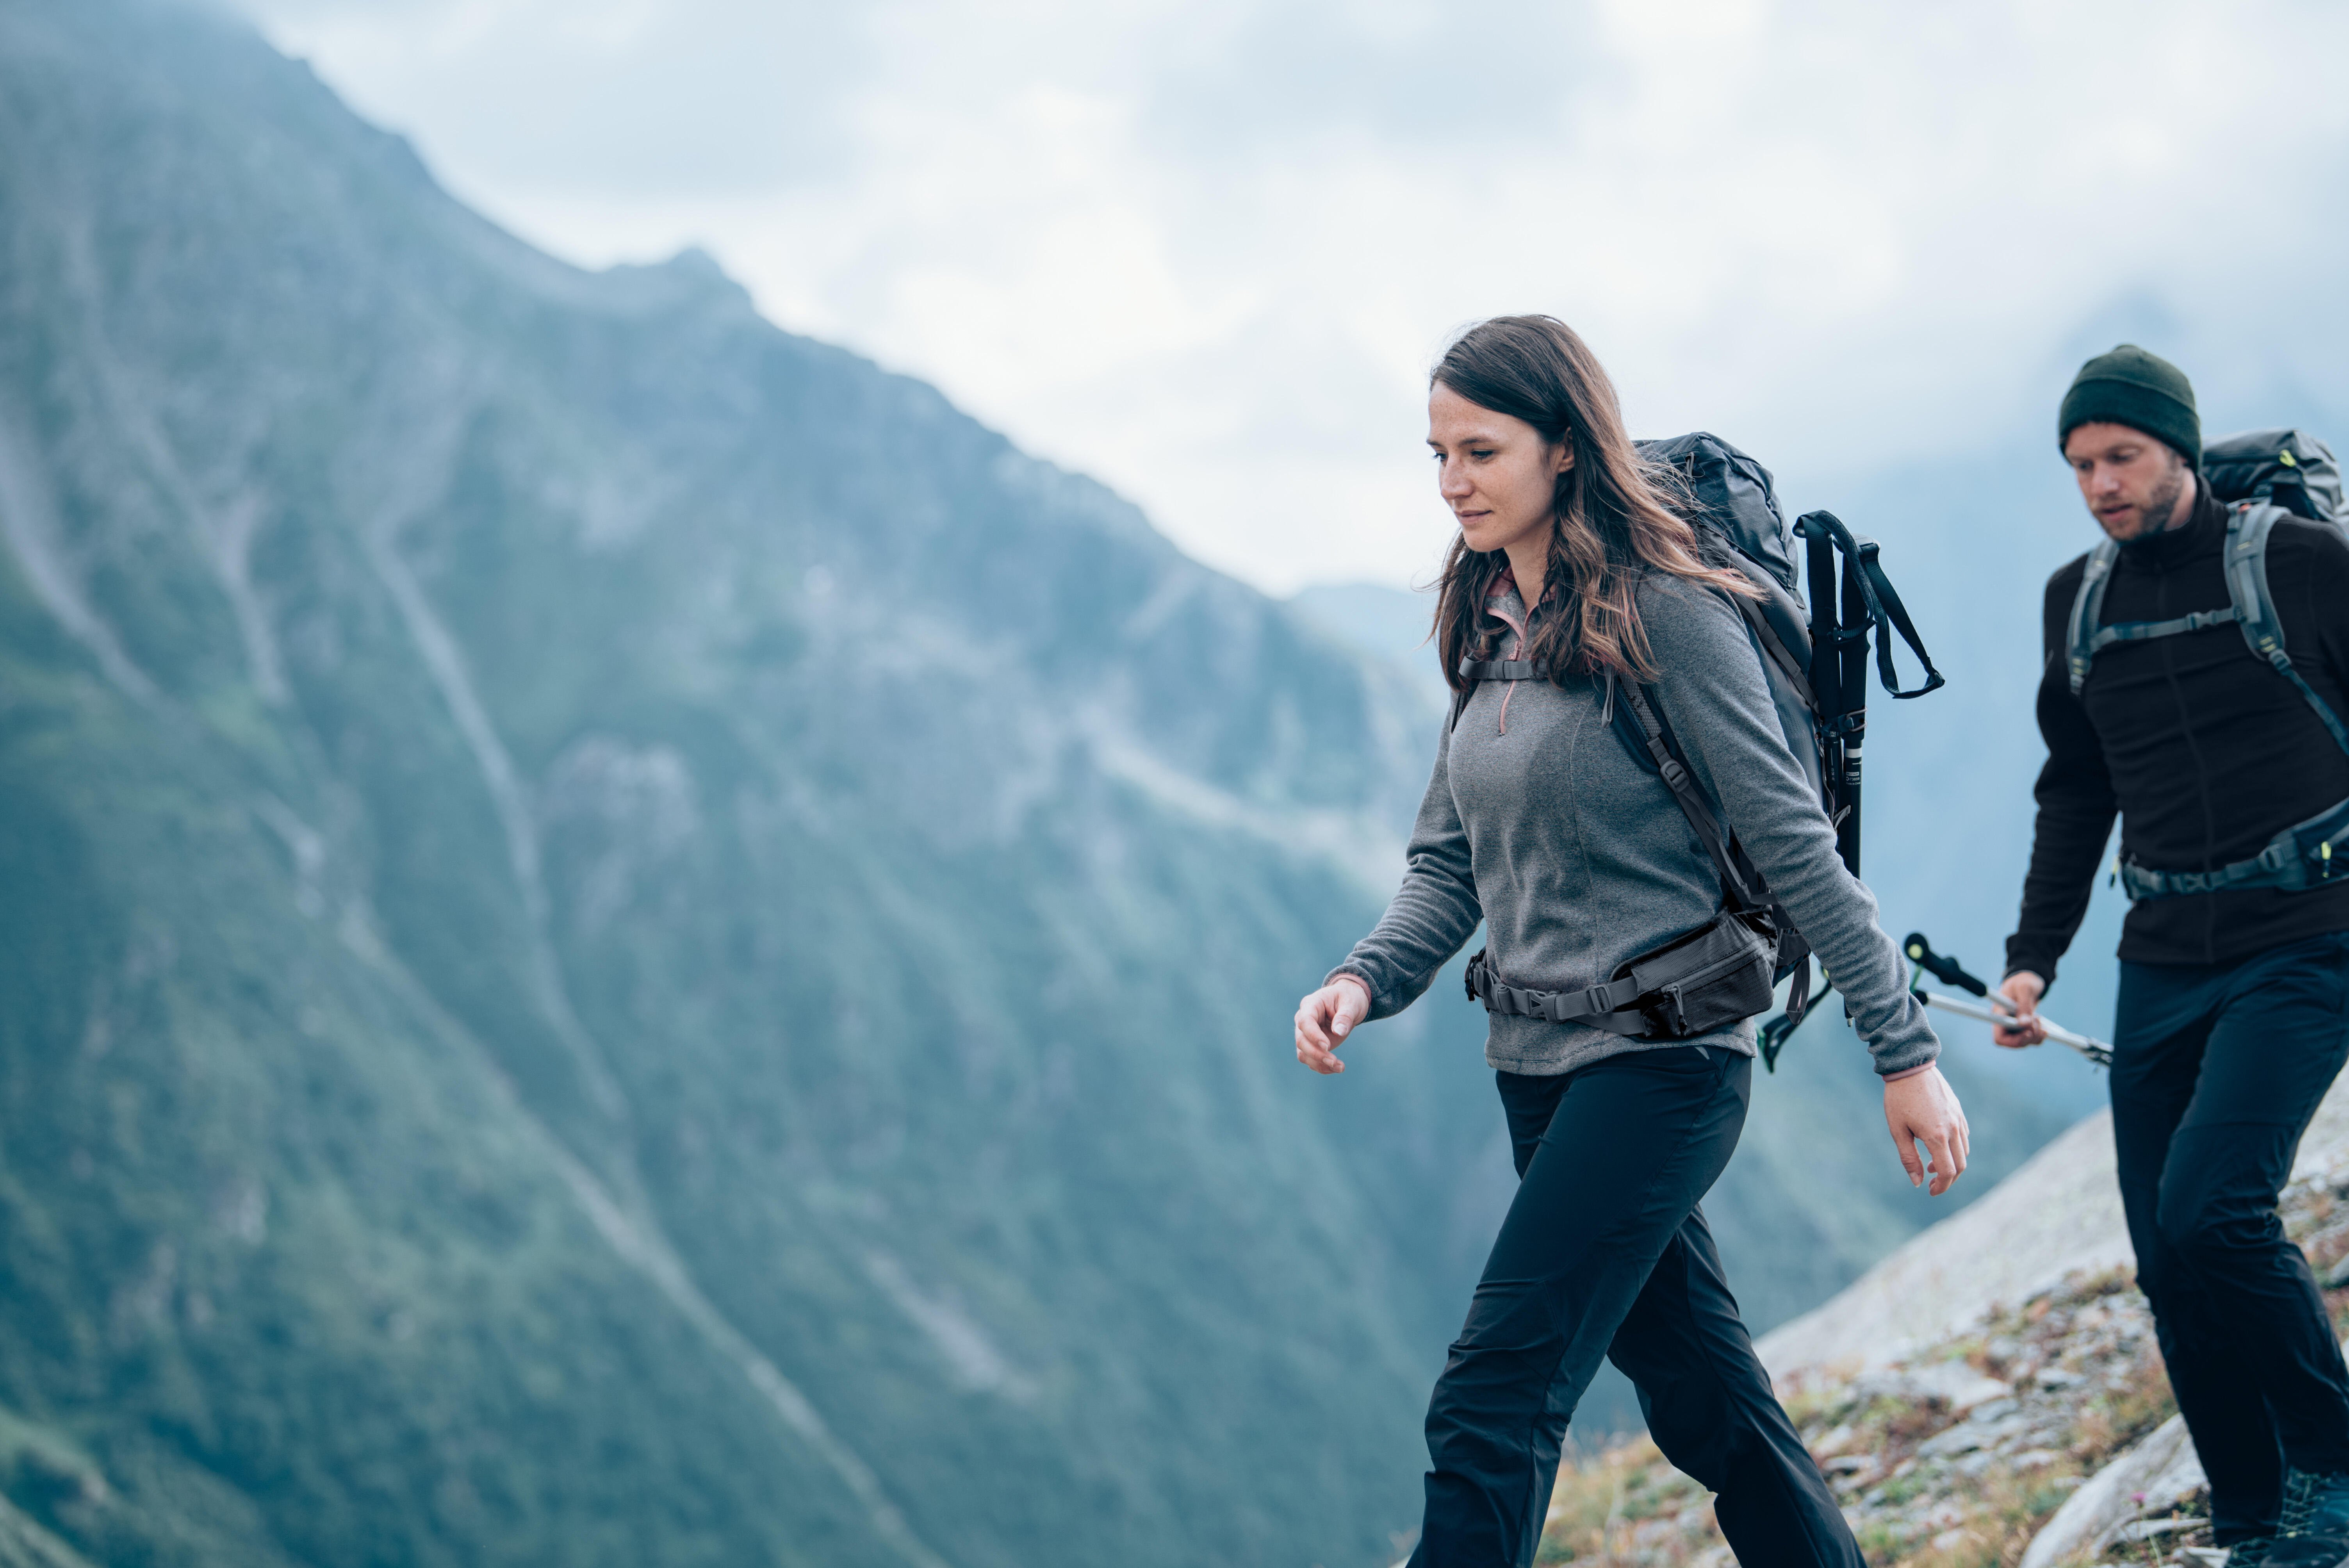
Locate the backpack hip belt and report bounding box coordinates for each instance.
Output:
[2066,430,2349,902]
[1465,907,1779,1041]
[2117,793,2349,899]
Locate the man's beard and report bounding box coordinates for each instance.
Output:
[2124,464,2192,542]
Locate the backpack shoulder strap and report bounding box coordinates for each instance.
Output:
[2065,541,2121,696]
[2228,502,2288,664]
[1610,673,1817,1040]
[2228,502,2349,758]
[1610,675,1763,911]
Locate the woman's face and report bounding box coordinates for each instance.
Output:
[1428,381,1572,562]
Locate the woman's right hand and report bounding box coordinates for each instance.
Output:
[1992,971,2048,1048]
[1295,976,1372,1075]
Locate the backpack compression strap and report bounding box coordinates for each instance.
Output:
[2064,537,2245,693]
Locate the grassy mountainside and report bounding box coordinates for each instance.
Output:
[0,2,2067,1563]
[0,5,1475,1561]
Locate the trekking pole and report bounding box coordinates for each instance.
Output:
[1795,513,1950,882]
[1798,513,1871,878]
[1754,513,1947,1072]
[1901,933,2113,1068]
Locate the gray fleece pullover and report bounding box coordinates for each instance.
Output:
[1330,574,1939,1078]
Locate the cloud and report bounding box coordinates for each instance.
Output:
[232,0,2349,592]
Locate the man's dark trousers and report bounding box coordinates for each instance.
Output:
[1406,1046,1861,1568]
[2112,930,2349,1542]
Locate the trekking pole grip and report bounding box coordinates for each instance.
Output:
[1902,933,1989,998]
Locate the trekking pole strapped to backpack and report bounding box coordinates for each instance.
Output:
[1747,507,1943,1066]
[1797,510,1947,880]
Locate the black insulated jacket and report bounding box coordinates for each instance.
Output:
[2008,481,2349,984]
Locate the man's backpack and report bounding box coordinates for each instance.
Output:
[2204,428,2344,525]
[2064,429,2349,900]
[1455,433,1946,1066]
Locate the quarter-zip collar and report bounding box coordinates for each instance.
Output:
[1484,570,1555,735]
[2115,478,2224,573]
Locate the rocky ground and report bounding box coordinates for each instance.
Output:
[1537,1160,2349,1566]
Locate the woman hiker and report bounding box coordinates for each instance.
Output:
[1292,315,1970,1568]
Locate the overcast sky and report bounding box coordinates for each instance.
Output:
[230,0,2349,595]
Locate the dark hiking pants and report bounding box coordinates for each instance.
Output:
[1406,1046,1861,1568]
[2112,930,2349,1543]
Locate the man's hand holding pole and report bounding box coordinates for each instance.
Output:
[1900,935,2106,1062]
[1992,970,2049,1049]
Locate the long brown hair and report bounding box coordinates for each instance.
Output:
[1430,315,1756,688]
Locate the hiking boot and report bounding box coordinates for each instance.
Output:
[2224,1539,2278,1567]
[2272,1469,2349,1568]
[2284,1469,2349,1538]
[2265,1536,2349,1568]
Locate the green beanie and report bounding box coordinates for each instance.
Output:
[2058,344,2200,468]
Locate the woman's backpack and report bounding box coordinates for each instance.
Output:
[1639,434,1945,1063]
[1454,433,1947,1065]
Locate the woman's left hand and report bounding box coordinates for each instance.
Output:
[1882,1066,1969,1196]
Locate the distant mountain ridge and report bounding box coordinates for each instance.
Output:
[0,3,2073,1564]
[1287,582,1449,712]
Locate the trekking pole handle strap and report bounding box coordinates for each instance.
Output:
[1856,546,1948,699]
[1794,511,1946,699]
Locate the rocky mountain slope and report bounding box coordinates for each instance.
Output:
[0,2,2073,1563]
[1538,1078,2349,1566]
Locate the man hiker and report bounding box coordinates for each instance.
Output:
[1997,344,2349,1565]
